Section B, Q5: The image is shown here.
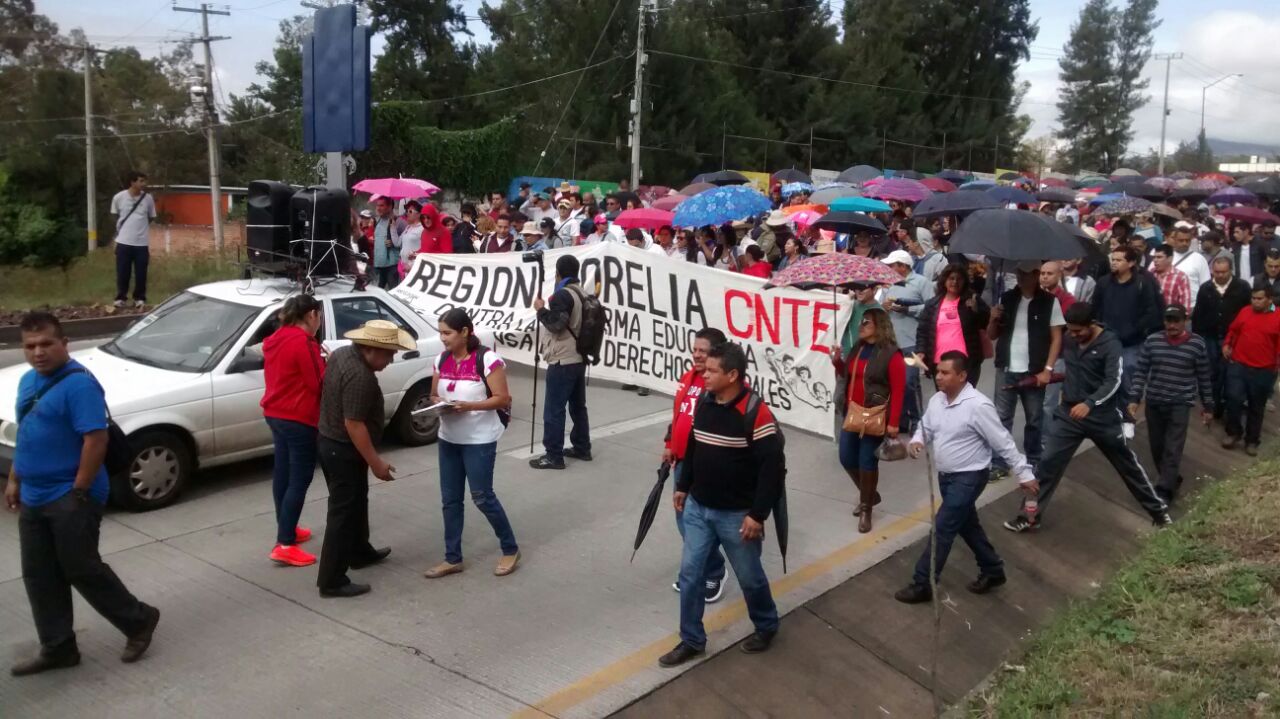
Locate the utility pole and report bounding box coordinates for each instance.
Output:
[628,0,649,188]
[83,43,96,253]
[175,3,230,254]
[1201,73,1242,134]
[1154,52,1183,176]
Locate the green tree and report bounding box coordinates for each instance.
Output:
[224,15,311,184]
[1109,0,1159,161]
[366,0,477,126]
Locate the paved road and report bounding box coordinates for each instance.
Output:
[0,345,1030,718]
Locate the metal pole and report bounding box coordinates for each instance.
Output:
[325,152,344,190]
[83,44,96,252]
[808,126,814,175]
[881,129,886,169]
[628,0,646,188]
[721,122,727,170]
[176,2,231,254]
[968,142,973,173]
[994,136,999,174]
[940,131,946,172]
[1201,73,1242,135]
[1155,52,1183,176]
[572,138,578,180]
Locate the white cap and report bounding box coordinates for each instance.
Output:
[1174,220,1195,230]
[881,249,913,267]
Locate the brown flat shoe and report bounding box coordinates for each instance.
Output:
[495,551,521,577]
[423,561,464,579]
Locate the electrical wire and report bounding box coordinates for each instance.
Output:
[384,52,633,106]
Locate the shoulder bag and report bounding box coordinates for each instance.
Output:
[841,351,887,437]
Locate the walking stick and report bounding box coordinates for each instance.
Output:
[530,259,545,454]
[914,368,943,718]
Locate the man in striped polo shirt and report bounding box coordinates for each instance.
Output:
[660,342,783,667]
[1127,304,1213,505]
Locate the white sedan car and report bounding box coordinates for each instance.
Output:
[0,278,468,511]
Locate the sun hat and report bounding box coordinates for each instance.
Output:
[343,319,417,352]
[765,210,790,227]
[521,221,542,236]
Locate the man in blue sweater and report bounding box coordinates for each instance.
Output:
[1127,304,1213,505]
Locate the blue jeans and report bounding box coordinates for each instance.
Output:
[114,244,149,302]
[437,440,518,564]
[671,462,725,585]
[678,496,778,650]
[1041,359,1066,435]
[911,470,1003,586]
[266,417,317,546]
[1224,362,1277,445]
[993,369,1045,469]
[542,362,591,461]
[838,430,885,472]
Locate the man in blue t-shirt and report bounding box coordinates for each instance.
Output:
[5,312,159,676]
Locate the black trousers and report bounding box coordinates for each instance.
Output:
[1033,405,1167,521]
[114,244,149,302]
[20,492,151,653]
[316,437,379,590]
[1145,402,1190,497]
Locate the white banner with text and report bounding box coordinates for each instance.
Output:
[392,244,850,437]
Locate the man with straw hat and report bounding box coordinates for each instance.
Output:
[315,320,415,598]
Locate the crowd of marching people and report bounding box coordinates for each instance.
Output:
[8,165,1280,674]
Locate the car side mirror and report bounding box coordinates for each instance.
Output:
[228,353,264,374]
[402,350,420,360]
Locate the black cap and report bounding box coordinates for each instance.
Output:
[1164,304,1188,320]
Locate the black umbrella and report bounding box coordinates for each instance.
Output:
[1037,187,1078,204]
[897,170,925,180]
[774,487,789,574]
[698,170,750,186]
[1172,187,1210,201]
[1121,184,1165,201]
[997,171,1023,181]
[950,209,1096,261]
[936,169,971,183]
[837,164,881,184]
[1240,176,1280,199]
[630,463,671,562]
[813,211,888,235]
[913,190,1001,218]
[1110,174,1146,184]
[772,168,811,184]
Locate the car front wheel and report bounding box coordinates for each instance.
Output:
[394,382,440,446]
[111,429,193,511]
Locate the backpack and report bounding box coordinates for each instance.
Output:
[437,347,511,428]
[18,367,132,477]
[743,391,785,453]
[565,283,608,366]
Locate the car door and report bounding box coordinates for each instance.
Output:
[209,307,278,458]
[324,295,423,416]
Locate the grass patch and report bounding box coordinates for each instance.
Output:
[0,248,238,312]
[967,451,1280,718]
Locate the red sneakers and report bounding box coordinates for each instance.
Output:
[270,544,316,567]
[294,526,312,543]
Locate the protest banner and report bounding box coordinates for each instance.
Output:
[392,243,851,437]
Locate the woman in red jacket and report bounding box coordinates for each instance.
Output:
[261,294,325,567]
[830,307,905,533]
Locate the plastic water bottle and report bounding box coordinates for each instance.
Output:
[1122,421,1135,440]
[1025,498,1039,523]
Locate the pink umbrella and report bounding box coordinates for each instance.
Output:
[615,208,676,231]
[352,177,440,199]
[767,252,900,290]
[865,177,932,203]
[790,209,824,228]
[1040,178,1069,188]
[652,194,687,212]
[920,177,957,193]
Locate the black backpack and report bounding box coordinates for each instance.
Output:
[18,367,132,477]
[565,283,608,366]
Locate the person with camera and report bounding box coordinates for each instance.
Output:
[314,320,410,597]
[894,351,1038,604]
[261,295,325,568]
[529,255,593,470]
[7,312,160,675]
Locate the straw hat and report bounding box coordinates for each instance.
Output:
[521,221,542,236]
[344,319,416,352]
[765,210,790,227]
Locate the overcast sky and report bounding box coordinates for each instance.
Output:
[40,0,1280,159]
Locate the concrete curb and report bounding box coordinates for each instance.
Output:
[0,314,138,347]
[608,418,1257,718]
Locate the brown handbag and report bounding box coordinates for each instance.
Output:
[842,353,887,437]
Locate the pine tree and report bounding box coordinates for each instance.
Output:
[1108,0,1159,162]
[366,0,477,126]
[1055,0,1118,171]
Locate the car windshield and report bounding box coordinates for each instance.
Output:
[102,292,259,373]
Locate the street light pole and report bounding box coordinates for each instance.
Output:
[1154,52,1182,176]
[1201,73,1242,133]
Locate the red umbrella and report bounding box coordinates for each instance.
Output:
[651,194,687,212]
[920,177,957,193]
[614,208,675,231]
[1198,172,1235,185]
[1040,178,1069,188]
[1220,206,1280,224]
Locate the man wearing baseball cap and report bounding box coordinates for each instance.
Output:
[986,260,1065,480]
[879,249,933,433]
[1127,303,1213,504]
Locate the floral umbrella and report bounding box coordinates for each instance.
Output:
[1145,177,1177,191]
[672,185,771,228]
[864,177,932,202]
[766,251,900,291]
[1098,196,1154,216]
[781,181,815,198]
[1189,178,1227,191]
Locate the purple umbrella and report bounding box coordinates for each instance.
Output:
[864,177,932,203]
[1207,186,1258,205]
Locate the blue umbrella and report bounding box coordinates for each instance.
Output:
[959,180,996,191]
[936,169,971,183]
[672,185,771,228]
[781,181,814,198]
[986,186,1037,205]
[1088,193,1125,206]
[829,196,892,213]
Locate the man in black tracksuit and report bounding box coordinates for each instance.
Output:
[1003,302,1171,533]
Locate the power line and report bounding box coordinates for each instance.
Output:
[388,53,633,106]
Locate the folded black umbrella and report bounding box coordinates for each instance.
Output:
[914,191,1001,218]
[773,485,789,574]
[813,211,887,235]
[631,463,671,562]
[950,209,1095,261]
